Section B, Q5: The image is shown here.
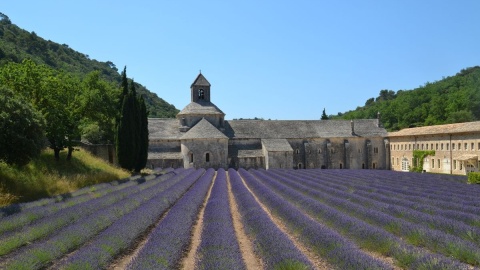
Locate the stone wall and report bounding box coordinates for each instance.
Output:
[181,138,228,169]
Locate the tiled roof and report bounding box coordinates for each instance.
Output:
[148,118,182,140]
[262,139,293,152]
[388,121,480,137]
[177,101,225,116]
[148,118,387,141]
[191,73,210,87]
[224,119,386,139]
[180,118,228,140]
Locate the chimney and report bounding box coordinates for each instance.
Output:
[377,112,382,128]
[351,120,355,135]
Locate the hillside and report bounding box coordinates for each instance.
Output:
[0,13,178,118]
[331,66,480,131]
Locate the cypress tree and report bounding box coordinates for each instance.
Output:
[135,95,148,172]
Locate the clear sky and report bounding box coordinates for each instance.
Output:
[2,1,480,120]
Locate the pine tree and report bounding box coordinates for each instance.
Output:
[321,108,329,120]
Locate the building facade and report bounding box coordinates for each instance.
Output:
[147,73,390,170]
[388,122,480,175]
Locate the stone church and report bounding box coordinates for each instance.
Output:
[147,73,390,170]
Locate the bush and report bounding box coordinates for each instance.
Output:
[0,86,45,166]
[467,172,480,184]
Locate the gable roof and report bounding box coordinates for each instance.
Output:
[177,101,225,116]
[180,118,228,140]
[148,118,182,140]
[388,121,480,137]
[262,139,293,152]
[224,119,386,139]
[191,73,211,87]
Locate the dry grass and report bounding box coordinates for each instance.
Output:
[0,148,130,206]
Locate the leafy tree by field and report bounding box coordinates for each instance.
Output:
[0,86,45,166]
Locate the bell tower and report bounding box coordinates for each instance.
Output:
[191,72,211,103]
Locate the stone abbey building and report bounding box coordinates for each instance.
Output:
[147,73,390,170]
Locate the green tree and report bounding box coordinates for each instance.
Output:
[0,86,45,166]
[321,108,329,120]
[116,68,148,172]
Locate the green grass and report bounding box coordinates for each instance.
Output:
[0,148,130,206]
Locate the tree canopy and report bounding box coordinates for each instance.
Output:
[0,14,178,118]
[0,86,45,165]
[331,66,480,131]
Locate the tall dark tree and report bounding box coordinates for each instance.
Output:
[321,108,329,120]
[115,68,148,172]
[135,96,149,172]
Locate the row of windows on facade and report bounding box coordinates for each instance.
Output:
[296,147,379,155]
[391,142,480,151]
[299,162,377,169]
[392,156,479,171]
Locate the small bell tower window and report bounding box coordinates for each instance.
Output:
[198,89,205,100]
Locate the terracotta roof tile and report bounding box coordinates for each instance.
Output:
[388,121,480,137]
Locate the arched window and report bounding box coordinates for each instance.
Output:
[295,149,300,154]
[198,89,205,100]
[298,163,302,169]
[362,163,365,169]
[339,163,343,169]
[205,153,210,162]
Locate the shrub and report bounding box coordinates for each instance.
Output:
[467,172,480,184]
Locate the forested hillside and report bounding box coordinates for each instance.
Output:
[0,13,178,118]
[331,66,480,131]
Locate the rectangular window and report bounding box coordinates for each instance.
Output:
[374,147,378,154]
[465,143,468,150]
[460,162,463,170]
[436,143,438,150]
[392,157,395,165]
[437,159,440,169]
[441,143,444,150]
[431,143,433,150]
[409,144,411,150]
[458,143,461,150]
[426,144,429,150]
[446,143,449,150]
[454,160,457,170]
[422,144,424,150]
[431,159,434,168]
[472,142,475,151]
[453,143,455,150]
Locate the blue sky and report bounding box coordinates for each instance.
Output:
[2,1,480,120]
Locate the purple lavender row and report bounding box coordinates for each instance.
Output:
[240,169,390,270]
[294,172,480,218]
[300,169,476,200]
[1,169,199,269]
[0,174,144,218]
[270,169,480,244]
[251,169,469,269]
[127,168,215,270]
[195,168,246,270]
[0,170,178,233]
[324,169,480,202]
[0,180,138,234]
[0,170,182,256]
[55,169,207,269]
[227,169,314,270]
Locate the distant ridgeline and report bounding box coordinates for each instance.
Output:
[0,12,178,118]
[331,66,480,131]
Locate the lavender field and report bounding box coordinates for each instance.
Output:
[0,168,479,269]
